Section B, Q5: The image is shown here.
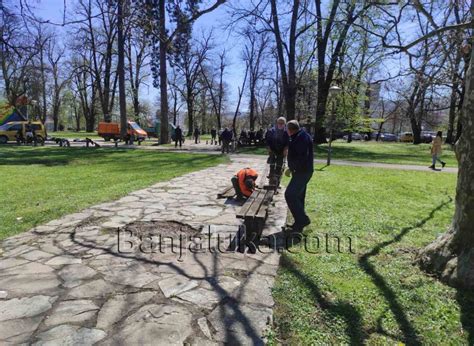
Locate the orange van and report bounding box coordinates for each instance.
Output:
[98,121,147,141]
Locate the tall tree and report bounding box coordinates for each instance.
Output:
[242,27,268,131]
[76,0,118,123]
[313,0,375,143]
[117,0,127,139]
[403,1,474,288]
[171,33,211,136]
[200,49,227,130]
[141,0,225,144]
[47,37,68,131]
[125,13,150,123]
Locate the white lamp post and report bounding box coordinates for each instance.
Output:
[29,100,38,121]
[327,85,342,166]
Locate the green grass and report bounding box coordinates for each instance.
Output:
[238,141,457,167]
[0,146,227,239]
[271,165,473,344]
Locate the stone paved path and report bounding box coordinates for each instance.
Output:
[0,156,287,345]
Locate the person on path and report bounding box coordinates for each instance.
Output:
[430,131,446,170]
[266,117,289,186]
[211,127,217,145]
[221,127,232,153]
[285,120,314,232]
[218,128,223,146]
[193,127,200,144]
[175,125,183,148]
[231,167,259,200]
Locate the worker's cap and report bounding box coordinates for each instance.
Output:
[287,120,300,131]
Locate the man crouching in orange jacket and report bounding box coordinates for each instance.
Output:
[231,168,259,201]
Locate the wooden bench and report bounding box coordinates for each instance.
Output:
[235,188,275,252]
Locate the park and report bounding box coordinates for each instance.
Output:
[0,0,473,345]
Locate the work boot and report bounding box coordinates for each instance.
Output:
[442,162,446,168]
[429,165,435,170]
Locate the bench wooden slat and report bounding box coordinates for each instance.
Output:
[256,190,274,220]
[236,189,261,219]
[246,189,267,218]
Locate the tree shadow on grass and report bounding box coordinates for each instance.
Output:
[456,289,474,345]
[0,146,222,167]
[279,254,365,345]
[358,197,452,346]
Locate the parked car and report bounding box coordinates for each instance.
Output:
[421,131,436,143]
[380,133,398,142]
[0,121,46,144]
[342,132,363,141]
[98,121,147,142]
[145,122,177,142]
[399,132,414,143]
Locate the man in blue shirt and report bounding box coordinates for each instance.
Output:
[265,117,289,186]
[285,120,314,232]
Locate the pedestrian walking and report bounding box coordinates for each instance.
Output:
[430,131,446,170]
[284,120,314,232]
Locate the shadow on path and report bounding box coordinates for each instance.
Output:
[68,221,267,344]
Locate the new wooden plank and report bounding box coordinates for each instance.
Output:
[256,190,274,220]
[246,189,267,218]
[236,189,261,219]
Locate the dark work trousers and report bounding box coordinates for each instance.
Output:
[231,176,243,198]
[222,140,230,153]
[268,151,284,181]
[284,171,313,228]
[175,138,183,148]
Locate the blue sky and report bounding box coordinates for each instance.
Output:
[32,0,247,112]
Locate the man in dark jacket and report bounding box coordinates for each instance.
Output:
[266,117,289,186]
[175,126,183,148]
[285,120,314,232]
[221,127,232,153]
[210,128,217,145]
[193,127,200,144]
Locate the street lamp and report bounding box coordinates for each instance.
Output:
[327,85,342,166]
[29,100,38,121]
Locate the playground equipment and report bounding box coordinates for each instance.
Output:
[0,102,27,127]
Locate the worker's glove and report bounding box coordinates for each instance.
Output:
[284,168,292,177]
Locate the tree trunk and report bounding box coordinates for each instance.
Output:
[187,98,194,137]
[117,0,127,139]
[39,46,48,124]
[158,0,169,144]
[446,51,462,144]
[417,37,474,289]
[411,116,422,145]
[249,83,256,131]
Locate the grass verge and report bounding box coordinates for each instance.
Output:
[238,141,457,167]
[271,165,473,344]
[0,146,227,239]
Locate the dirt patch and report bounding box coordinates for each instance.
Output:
[123,220,199,238]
